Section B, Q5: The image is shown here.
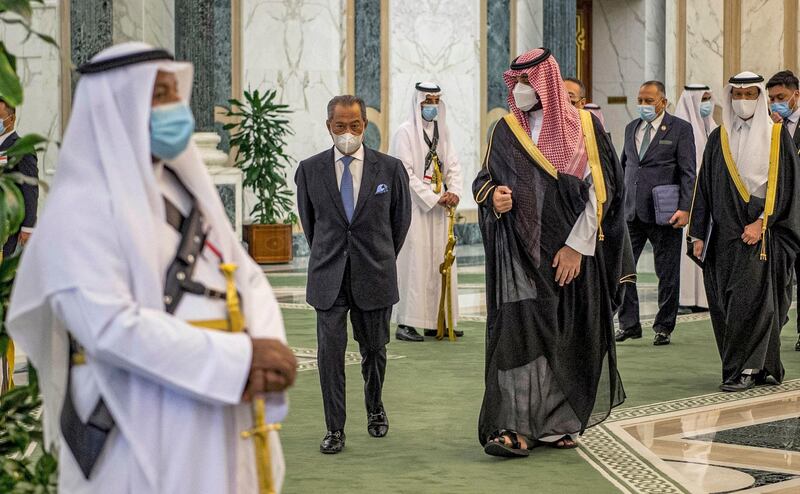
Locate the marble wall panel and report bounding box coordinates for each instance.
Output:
[592,0,646,145]
[740,0,784,79]
[114,0,175,61]
[388,0,480,210]
[242,0,345,221]
[685,0,723,110]
[664,0,677,103]
[644,0,665,82]
[516,0,542,54]
[2,2,61,176]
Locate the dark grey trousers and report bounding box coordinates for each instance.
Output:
[619,218,684,334]
[315,265,391,432]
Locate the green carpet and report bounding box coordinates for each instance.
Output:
[268,271,658,290]
[278,307,800,493]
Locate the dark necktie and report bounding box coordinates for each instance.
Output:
[340,155,355,222]
[639,122,653,160]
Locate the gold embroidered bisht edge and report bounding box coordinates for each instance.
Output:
[579,109,607,241]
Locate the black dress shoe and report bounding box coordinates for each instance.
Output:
[424,328,464,338]
[795,335,800,351]
[320,430,345,454]
[367,407,389,438]
[677,306,693,315]
[396,325,424,342]
[653,332,671,346]
[615,327,642,342]
[754,372,779,386]
[720,374,756,392]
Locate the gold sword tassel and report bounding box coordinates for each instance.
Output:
[220,263,282,494]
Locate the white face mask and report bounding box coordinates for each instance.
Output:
[513,83,538,112]
[331,131,362,155]
[732,99,758,120]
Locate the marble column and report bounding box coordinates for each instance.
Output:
[543,0,576,77]
[71,0,113,68]
[645,0,666,83]
[174,0,231,138]
[354,0,384,151]
[487,0,511,113]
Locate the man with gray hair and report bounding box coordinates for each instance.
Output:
[295,94,411,454]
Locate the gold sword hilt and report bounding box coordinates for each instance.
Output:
[436,206,457,341]
[241,397,283,494]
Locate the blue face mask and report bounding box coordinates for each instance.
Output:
[770,101,794,119]
[150,102,196,160]
[421,104,438,122]
[638,105,657,122]
[699,100,714,118]
[0,115,12,135]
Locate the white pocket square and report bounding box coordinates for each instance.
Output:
[375,184,389,194]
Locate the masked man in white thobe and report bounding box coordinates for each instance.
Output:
[6,43,298,493]
[675,84,717,312]
[390,82,463,342]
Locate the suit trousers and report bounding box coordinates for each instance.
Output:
[796,262,799,334]
[315,262,391,432]
[619,218,683,334]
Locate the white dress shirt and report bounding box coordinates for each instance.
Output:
[334,144,365,207]
[635,111,666,154]
[785,107,800,137]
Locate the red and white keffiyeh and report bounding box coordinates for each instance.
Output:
[504,48,587,178]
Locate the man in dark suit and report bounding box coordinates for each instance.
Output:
[295,94,411,454]
[766,70,800,351]
[0,98,38,258]
[617,81,696,346]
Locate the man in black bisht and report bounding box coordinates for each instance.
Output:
[473,48,630,458]
[689,72,800,392]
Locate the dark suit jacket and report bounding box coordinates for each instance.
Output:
[792,122,800,151]
[620,112,696,223]
[1,132,39,257]
[295,146,411,311]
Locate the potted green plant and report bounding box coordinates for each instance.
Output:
[226,88,297,264]
[0,1,58,491]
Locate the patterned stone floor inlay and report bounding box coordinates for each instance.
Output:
[292,347,404,372]
[580,380,800,494]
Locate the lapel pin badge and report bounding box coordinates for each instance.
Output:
[661,125,667,131]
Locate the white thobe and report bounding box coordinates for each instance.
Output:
[54,165,285,494]
[529,108,599,256]
[680,113,710,308]
[392,121,463,329]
